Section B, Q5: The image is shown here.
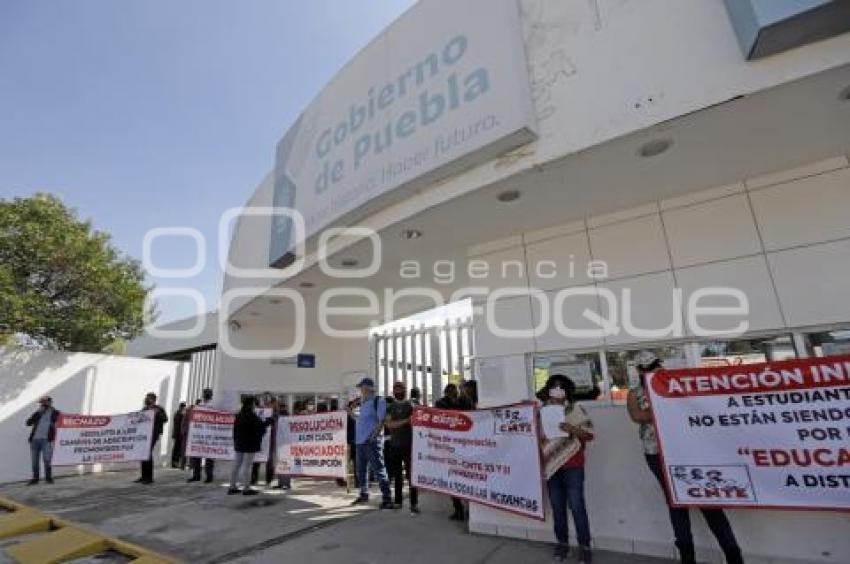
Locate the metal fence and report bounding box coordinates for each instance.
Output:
[370,318,474,405]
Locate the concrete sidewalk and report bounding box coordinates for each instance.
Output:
[3,470,674,563]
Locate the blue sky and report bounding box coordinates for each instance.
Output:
[0,0,415,324]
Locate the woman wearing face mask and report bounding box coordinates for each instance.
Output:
[539,375,594,563]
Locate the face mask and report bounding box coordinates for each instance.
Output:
[549,387,566,400]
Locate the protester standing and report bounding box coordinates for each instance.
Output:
[137,392,168,485]
[627,351,744,564]
[346,399,358,488]
[435,383,459,409]
[385,381,419,514]
[540,375,594,563]
[187,388,216,483]
[435,383,467,520]
[171,402,187,469]
[25,396,60,485]
[228,396,271,496]
[348,378,393,509]
[274,404,292,490]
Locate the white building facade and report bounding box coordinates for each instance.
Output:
[145,1,850,561]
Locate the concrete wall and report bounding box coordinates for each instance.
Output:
[215,322,368,401]
[0,348,190,483]
[470,156,850,563]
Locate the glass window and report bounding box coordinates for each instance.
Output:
[532,351,604,402]
[697,335,796,366]
[605,346,688,402]
[801,328,850,357]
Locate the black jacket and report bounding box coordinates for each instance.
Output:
[150,405,168,438]
[172,411,185,440]
[26,408,60,442]
[233,410,268,453]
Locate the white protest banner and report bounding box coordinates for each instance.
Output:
[185,407,273,462]
[411,403,544,520]
[276,411,347,479]
[185,408,234,460]
[53,411,154,466]
[647,355,850,511]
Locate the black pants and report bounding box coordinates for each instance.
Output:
[385,442,418,507]
[170,436,184,468]
[645,454,743,564]
[190,456,215,480]
[141,438,159,482]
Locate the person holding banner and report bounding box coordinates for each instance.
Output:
[25,396,60,485]
[187,388,217,483]
[384,381,419,515]
[228,396,272,496]
[539,375,594,563]
[348,377,394,509]
[136,392,168,485]
[626,351,744,564]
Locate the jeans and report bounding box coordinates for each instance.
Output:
[30,439,53,480]
[355,440,391,501]
[230,451,256,488]
[140,437,159,482]
[547,466,591,547]
[385,442,418,507]
[645,454,744,564]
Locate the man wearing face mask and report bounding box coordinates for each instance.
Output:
[26,396,60,485]
[136,392,168,485]
[384,381,419,514]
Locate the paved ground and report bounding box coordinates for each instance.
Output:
[3,469,674,563]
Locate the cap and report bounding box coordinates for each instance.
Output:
[356,377,375,388]
[635,350,660,369]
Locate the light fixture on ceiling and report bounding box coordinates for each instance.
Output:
[840,85,850,101]
[638,138,673,158]
[299,281,315,288]
[497,190,521,203]
[402,229,423,240]
[340,258,359,267]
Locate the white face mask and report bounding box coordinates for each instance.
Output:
[549,387,566,400]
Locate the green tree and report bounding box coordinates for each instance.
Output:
[0,193,154,351]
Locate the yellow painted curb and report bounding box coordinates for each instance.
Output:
[0,496,179,563]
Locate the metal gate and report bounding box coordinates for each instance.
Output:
[370,318,474,405]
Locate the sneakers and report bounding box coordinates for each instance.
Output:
[379,500,395,510]
[45,477,54,485]
[227,488,240,495]
[577,545,593,563]
[133,477,145,483]
[350,496,369,506]
[410,505,421,516]
[204,477,214,484]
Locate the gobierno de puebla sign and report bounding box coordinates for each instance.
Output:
[647,355,850,511]
[269,0,537,265]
